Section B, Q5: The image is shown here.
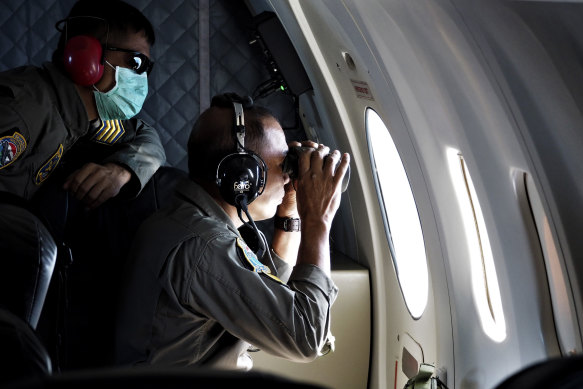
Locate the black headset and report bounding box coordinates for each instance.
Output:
[215,95,267,208]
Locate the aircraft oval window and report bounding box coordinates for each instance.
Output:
[523,173,579,354]
[447,149,506,342]
[365,108,428,319]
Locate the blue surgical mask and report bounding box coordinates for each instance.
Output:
[93,61,148,121]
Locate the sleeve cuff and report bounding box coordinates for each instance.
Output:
[289,264,339,302]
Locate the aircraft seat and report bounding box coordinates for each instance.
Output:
[3,366,329,389]
[0,302,326,389]
[0,197,58,330]
[0,308,52,385]
[495,355,583,389]
[35,166,189,370]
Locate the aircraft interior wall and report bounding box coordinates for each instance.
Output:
[264,0,583,388]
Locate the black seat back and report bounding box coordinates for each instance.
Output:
[495,355,583,389]
[0,308,52,385]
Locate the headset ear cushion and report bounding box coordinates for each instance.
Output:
[63,35,104,86]
[216,154,264,206]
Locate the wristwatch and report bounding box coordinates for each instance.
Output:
[274,215,301,232]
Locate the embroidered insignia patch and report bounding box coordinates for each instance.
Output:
[91,119,125,145]
[237,238,271,274]
[236,238,284,284]
[0,131,27,170]
[35,144,63,185]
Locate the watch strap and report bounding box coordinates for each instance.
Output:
[274,216,301,232]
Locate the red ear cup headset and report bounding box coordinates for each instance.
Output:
[215,98,267,208]
[63,35,104,86]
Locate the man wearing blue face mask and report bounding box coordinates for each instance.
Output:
[0,0,165,342]
[92,59,149,122]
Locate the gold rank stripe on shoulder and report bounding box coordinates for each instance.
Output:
[92,120,125,145]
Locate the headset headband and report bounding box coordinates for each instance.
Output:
[233,102,245,152]
[57,16,109,44]
[215,96,267,207]
[213,95,269,257]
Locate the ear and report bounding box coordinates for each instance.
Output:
[63,35,104,86]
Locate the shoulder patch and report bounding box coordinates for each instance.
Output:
[91,119,125,145]
[236,238,284,283]
[35,144,63,185]
[0,131,26,170]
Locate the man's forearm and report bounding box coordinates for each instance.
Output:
[104,119,166,195]
[272,227,301,264]
[296,221,331,275]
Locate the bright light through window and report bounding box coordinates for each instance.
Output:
[366,108,428,319]
[447,148,506,342]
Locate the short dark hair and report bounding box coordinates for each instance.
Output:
[187,93,276,184]
[52,0,155,65]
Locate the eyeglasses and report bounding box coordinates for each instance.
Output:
[105,47,154,75]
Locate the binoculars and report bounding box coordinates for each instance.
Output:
[282,146,350,192]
